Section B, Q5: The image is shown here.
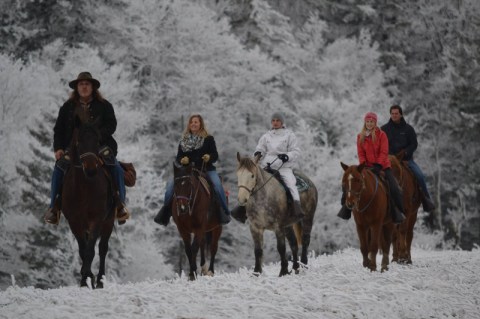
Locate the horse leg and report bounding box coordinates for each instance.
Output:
[77,233,96,288]
[207,228,222,276]
[275,229,289,277]
[368,225,381,272]
[200,233,207,276]
[355,224,369,268]
[180,233,196,281]
[96,223,114,288]
[249,226,264,275]
[300,221,313,266]
[75,235,89,287]
[285,226,299,274]
[190,233,204,281]
[405,218,415,264]
[380,224,393,272]
[391,227,399,263]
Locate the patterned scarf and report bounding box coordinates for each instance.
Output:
[180,133,205,152]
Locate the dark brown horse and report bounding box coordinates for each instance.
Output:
[389,152,421,264]
[61,108,115,288]
[171,162,223,281]
[341,162,393,271]
[236,153,318,276]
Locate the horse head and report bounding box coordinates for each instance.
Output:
[73,108,101,178]
[173,161,194,214]
[236,152,261,205]
[341,162,366,210]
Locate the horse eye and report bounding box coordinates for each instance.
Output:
[251,174,254,178]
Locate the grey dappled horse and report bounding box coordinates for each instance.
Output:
[236,152,318,276]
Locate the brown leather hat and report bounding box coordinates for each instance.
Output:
[69,72,101,89]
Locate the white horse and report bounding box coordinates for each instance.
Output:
[236,152,318,276]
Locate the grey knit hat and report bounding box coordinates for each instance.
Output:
[271,112,285,124]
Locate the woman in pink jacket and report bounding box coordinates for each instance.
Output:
[337,112,405,224]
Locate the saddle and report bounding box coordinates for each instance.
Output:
[263,167,311,206]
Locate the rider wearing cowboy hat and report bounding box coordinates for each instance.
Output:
[44,72,130,225]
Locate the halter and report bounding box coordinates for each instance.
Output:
[346,169,379,213]
[173,162,205,215]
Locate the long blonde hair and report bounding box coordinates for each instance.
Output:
[358,123,377,144]
[182,114,209,138]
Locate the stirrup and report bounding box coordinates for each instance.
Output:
[44,208,61,225]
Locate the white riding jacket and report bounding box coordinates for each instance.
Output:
[255,128,301,201]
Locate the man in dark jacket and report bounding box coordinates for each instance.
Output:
[381,105,435,212]
[44,72,130,225]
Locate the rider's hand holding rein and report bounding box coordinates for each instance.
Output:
[55,149,64,160]
[202,154,210,163]
[180,156,189,165]
[278,154,289,163]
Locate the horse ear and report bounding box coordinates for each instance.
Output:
[341,162,349,171]
[396,149,405,161]
[357,163,365,172]
[237,152,241,163]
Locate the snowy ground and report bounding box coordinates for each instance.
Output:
[1,247,479,319]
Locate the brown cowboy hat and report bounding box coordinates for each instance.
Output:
[69,72,101,89]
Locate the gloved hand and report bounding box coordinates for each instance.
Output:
[254,151,262,158]
[180,156,189,165]
[372,163,382,175]
[278,154,289,163]
[202,154,210,163]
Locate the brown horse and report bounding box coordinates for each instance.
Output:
[61,108,115,288]
[341,162,393,271]
[389,152,421,264]
[171,162,223,281]
[236,153,318,276]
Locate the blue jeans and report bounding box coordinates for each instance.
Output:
[49,159,125,208]
[408,160,431,198]
[164,171,230,214]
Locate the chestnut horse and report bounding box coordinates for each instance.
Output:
[62,108,115,288]
[341,162,394,271]
[236,153,318,276]
[171,162,223,281]
[389,152,421,264]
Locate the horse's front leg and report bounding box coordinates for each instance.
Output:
[275,229,289,277]
[96,222,114,288]
[300,221,313,266]
[180,232,196,280]
[368,225,382,272]
[190,233,204,281]
[78,234,96,288]
[207,228,222,276]
[355,223,369,268]
[285,226,299,274]
[249,226,264,275]
[200,233,207,276]
[380,224,393,272]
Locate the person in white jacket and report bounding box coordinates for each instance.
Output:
[232,112,305,223]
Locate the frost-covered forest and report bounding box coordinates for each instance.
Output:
[0,0,479,290]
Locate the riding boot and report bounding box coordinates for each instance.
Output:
[385,169,406,224]
[218,207,231,225]
[420,191,435,212]
[154,204,171,226]
[44,196,62,225]
[291,200,305,222]
[231,205,247,224]
[337,206,352,220]
[337,191,351,220]
[116,202,131,223]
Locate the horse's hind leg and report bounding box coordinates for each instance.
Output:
[300,220,313,265]
[285,226,299,274]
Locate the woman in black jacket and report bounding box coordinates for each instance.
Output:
[154,114,230,226]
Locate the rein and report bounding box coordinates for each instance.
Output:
[173,161,206,215]
[349,170,380,213]
[239,158,284,197]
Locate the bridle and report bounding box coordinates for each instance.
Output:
[345,169,379,213]
[238,158,284,197]
[173,163,205,215]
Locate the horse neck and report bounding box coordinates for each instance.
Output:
[253,165,279,198]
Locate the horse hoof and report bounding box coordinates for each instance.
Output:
[252,272,261,277]
[294,268,300,275]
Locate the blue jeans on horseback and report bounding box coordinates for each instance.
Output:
[44,157,129,225]
[154,170,230,226]
[407,160,435,212]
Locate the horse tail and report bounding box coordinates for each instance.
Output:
[293,223,302,246]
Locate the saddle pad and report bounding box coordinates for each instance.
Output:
[198,175,211,196]
[294,173,310,193]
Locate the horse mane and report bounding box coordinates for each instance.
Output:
[237,157,257,173]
